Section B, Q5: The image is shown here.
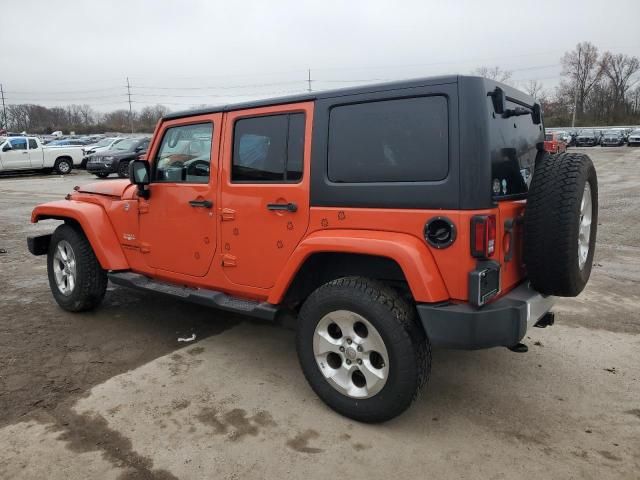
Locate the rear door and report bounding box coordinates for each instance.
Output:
[219,102,312,289]
[28,138,44,168]
[138,114,221,277]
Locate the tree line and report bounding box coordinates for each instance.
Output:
[1,104,170,134]
[474,42,640,127]
[2,41,639,134]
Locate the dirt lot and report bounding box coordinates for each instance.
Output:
[1,148,639,479]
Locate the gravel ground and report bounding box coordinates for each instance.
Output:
[0,148,639,479]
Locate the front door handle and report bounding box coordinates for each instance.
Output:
[267,202,297,212]
[189,199,213,208]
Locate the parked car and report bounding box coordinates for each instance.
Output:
[47,139,86,147]
[28,76,597,422]
[81,137,124,167]
[600,130,626,146]
[86,137,150,178]
[544,132,568,154]
[0,136,81,174]
[627,129,640,146]
[576,129,600,146]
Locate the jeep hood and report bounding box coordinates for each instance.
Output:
[77,179,133,198]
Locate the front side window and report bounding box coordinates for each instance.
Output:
[9,138,27,150]
[328,96,449,183]
[154,123,213,183]
[28,139,38,149]
[232,113,305,182]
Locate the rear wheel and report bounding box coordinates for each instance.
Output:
[54,157,72,175]
[47,224,107,312]
[524,153,598,296]
[95,172,109,178]
[296,277,430,423]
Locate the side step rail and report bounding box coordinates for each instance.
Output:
[108,271,278,322]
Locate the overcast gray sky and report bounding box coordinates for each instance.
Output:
[2,0,639,112]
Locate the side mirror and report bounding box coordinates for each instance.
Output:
[129,160,150,199]
[135,145,144,152]
[488,86,506,115]
[2,144,12,152]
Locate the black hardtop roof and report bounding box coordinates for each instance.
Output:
[162,74,464,121]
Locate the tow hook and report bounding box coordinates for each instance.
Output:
[534,312,555,328]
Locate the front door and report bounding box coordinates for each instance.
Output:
[138,114,221,277]
[219,103,312,289]
[2,138,31,169]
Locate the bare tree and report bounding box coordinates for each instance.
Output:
[523,80,544,99]
[561,42,603,123]
[600,52,640,120]
[473,66,513,84]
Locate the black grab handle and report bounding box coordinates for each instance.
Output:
[189,199,213,208]
[267,202,297,212]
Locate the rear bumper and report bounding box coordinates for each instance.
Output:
[417,282,555,350]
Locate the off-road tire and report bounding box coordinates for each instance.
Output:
[524,152,598,296]
[95,172,109,179]
[296,277,430,423]
[117,161,130,178]
[47,224,107,312]
[54,157,72,175]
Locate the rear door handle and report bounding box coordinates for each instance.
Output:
[189,199,213,208]
[267,202,297,212]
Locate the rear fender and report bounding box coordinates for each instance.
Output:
[31,200,129,270]
[268,230,449,304]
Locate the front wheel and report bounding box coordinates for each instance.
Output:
[117,161,130,178]
[296,277,430,423]
[95,172,109,178]
[47,224,107,312]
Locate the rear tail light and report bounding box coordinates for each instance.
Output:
[470,215,496,258]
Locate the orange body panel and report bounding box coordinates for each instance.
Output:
[268,229,449,304]
[31,101,528,307]
[31,200,129,270]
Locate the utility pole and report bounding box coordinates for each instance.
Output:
[0,84,7,130]
[307,69,312,92]
[126,77,134,133]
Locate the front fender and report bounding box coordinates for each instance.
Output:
[31,200,129,270]
[268,230,449,304]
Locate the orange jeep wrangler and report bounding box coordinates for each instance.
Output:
[28,76,598,422]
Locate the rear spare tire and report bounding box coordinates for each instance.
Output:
[524,152,598,296]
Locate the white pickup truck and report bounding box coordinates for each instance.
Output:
[0,136,83,174]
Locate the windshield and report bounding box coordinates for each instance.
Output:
[580,130,595,137]
[604,130,619,136]
[112,139,138,151]
[94,138,113,147]
[631,130,640,135]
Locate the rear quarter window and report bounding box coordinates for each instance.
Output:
[327,96,449,183]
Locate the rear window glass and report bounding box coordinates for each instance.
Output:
[327,96,449,183]
[545,134,553,141]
